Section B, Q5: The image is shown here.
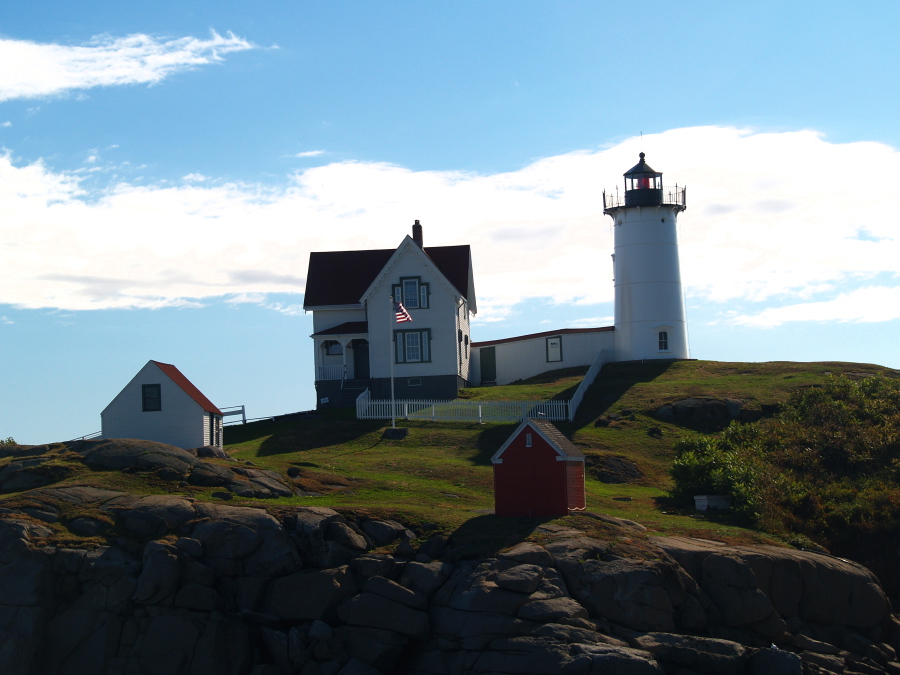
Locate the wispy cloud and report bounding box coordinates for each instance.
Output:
[0,31,254,101]
[1,126,898,323]
[731,287,900,327]
[295,150,325,158]
[0,316,13,324]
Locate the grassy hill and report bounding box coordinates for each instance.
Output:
[223,359,898,554]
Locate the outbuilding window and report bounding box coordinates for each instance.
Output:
[142,384,161,412]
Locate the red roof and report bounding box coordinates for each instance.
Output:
[152,361,223,416]
[303,244,472,308]
[311,321,369,337]
[471,326,613,348]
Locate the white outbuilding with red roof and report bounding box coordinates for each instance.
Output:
[101,360,224,449]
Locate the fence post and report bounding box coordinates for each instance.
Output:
[478,404,483,424]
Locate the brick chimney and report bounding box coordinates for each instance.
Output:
[412,219,423,248]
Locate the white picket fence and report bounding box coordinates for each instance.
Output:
[355,350,608,423]
[356,389,570,422]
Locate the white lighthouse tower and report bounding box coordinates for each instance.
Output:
[603,153,689,361]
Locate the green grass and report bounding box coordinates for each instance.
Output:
[6,359,890,558]
[220,359,898,549]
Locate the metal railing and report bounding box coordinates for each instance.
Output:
[69,431,102,441]
[567,350,607,420]
[221,405,247,424]
[356,388,569,422]
[602,185,686,211]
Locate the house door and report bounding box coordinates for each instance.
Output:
[481,346,496,384]
[353,340,370,379]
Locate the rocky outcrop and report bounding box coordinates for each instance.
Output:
[0,439,296,499]
[0,486,898,675]
[653,397,766,426]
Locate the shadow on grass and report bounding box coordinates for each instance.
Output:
[472,424,519,466]
[226,409,386,457]
[445,513,553,561]
[571,360,677,425]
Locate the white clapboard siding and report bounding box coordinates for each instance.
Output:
[101,361,212,450]
[474,329,615,386]
[366,244,466,380]
[312,308,367,333]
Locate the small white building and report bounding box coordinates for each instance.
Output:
[101,360,224,449]
[470,327,614,386]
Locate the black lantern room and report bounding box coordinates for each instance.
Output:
[623,152,662,207]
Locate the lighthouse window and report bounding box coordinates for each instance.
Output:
[658,331,669,351]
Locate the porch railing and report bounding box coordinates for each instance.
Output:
[317,364,346,381]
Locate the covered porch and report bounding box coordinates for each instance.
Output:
[311,321,371,382]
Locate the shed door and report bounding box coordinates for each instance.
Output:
[481,346,496,384]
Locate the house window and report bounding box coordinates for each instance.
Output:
[659,331,669,351]
[323,340,342,356]
[395,329,432,363]
[407,378,422,387]
[546,336,562,362]
[525,433,533,448]
[393,277,429,309]
[142,384,161,412]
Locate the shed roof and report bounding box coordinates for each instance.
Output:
[304,244,473,308]
[152,361,223,416]
[491,418,585,464]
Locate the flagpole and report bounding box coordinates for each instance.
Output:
[389,294,396,429]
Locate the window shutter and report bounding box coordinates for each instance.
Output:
[393,285,402,303]
[420,284,429,308]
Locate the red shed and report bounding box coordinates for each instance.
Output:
[491,418,586,518]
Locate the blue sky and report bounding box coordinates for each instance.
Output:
[2,1,899,443]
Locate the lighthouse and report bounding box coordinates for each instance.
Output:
[603,153,689,361]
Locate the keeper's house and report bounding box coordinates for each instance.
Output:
[303,221,476,406]
[101,360,224,449]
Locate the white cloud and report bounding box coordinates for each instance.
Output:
[731,286,900,327]
[1,126,899,324]
[0,31,254,101]
[0,316,13,324]
[295,150,325,158]
[1,121,11,127]
[182,173,208,183]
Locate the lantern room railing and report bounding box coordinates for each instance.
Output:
[602,185,686,212]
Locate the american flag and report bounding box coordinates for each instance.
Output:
[394,301,412,323]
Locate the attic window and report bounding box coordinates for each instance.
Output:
[393,277,429,309]
[525,433,533,448]
[142,384,161,412]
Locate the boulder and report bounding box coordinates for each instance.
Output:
[266,567,357,621]
[631,632,748,675]
[338,592,430,639]
[499,542,554,568]
[495,564,543,594]
[359,518,408,547]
